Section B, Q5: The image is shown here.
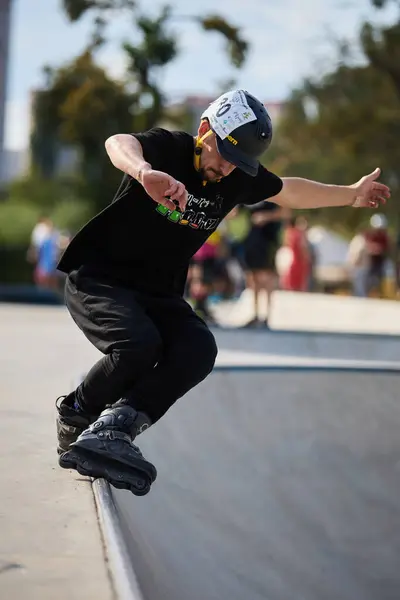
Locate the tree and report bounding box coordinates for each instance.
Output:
[31,51,136,212]
[122,7,177,131]
[266,61,400,236]
[361,22,400,99]
[27,1,249,221]
[371,0,400,8]
[61,1,248,67]
[361,1,400,241]
[198,15,247,69]
[122,8,248,130]
[61,1,248,132]
[62,0,135,22]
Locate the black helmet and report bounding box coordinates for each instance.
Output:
[201,90,273,176]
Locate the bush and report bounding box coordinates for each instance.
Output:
[50,198,93,235]
[0,201,41,246]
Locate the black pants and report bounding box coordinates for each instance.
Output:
[65,270,218,423]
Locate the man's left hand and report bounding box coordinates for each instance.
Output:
[350,168,391,208]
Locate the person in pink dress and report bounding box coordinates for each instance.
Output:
[281,217,311,291]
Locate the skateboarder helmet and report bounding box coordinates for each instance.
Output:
[199,90,273,176]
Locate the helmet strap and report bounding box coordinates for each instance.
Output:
[194,129,213,186]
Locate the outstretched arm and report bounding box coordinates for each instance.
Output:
[272,168,390,210]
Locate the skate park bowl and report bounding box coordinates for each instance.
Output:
[102,329,400,600]
[4,300,400,600]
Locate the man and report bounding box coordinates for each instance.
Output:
[56,89,390,496]
[27,216,52,270]
[364,213,391,296]
[347,214,391,297]
[280,216,311,293]
[34,222,61,290]
[243,201,290,327]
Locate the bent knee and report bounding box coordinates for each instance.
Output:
[112,327,163,370]
[188,327,218,379]
[202,329,218,372]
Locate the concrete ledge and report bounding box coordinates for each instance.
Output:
[271,291,400,335]
[213,289,400,335]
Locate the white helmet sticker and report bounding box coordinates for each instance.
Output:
[201,90,257,140]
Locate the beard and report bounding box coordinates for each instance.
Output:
[198,167,224,183]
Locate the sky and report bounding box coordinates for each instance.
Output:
[4,0,397,150]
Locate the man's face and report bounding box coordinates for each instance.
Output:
[198,129,236,182]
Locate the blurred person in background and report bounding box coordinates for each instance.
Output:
[26,215,53,269]
[364,213,391,297]
[347,214,391,297]
[54,88,390,495]
[346,231,369,297]
[243,201,290,327]
[187,229,223,324]
[33,220,61,290]
[280,216,311,292]
[297,216,317,291]
[396,232,400,299]
[220,205,251,296]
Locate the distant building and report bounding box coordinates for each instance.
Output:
[20,89,285,179]
[1,149,28,182]
[162,94,285,134]
[29,89,79,178]
[0,0,12,182]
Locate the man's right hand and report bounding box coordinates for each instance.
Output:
[140,169,188,212]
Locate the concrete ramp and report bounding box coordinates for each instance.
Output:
[113,370,400,600]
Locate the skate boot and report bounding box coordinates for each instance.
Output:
[59,405,156,496]
[56,395,97,455]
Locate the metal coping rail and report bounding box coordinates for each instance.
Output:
[92,478,144,600]
[213,364,400,373]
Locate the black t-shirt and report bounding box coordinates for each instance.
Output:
[58,128,283,294]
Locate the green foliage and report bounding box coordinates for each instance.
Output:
[199,16,248,68]
[266,49,400,236]
[25,2,251,219]
[361,21,400,97]
[3,174,94,244]
[371,0,400,8]
[8,173,75,211]
[30,51,135,213]
[62,0,135,22]
[50,199,93,233]
[0,201,40,245]
[123,6,177,129]
[56,52,134,146]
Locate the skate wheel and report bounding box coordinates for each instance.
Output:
[130,480,151,496]
[76,463,92,477]
[58,451,77,469]
[134,479,147,491]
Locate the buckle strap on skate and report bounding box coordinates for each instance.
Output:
[96,430,131,444]
[55,396,67,412]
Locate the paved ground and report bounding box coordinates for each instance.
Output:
[114,369,400,600]
[0,304,113,600]
[3,301,400,600]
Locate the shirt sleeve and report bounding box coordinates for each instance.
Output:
[244,165,283,206]
[247,199,276,214]
[131,127,176,171]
